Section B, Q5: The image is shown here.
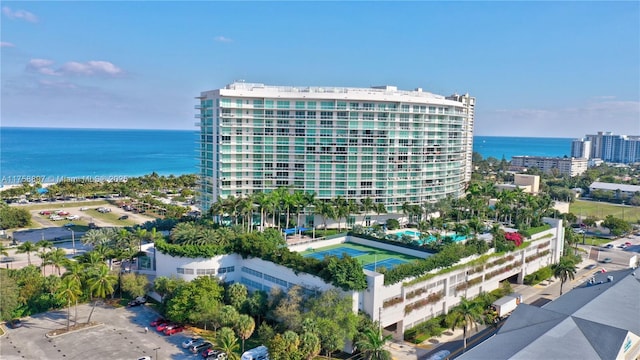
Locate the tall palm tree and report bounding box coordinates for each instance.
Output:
[552,257,577,295]
[63,260,86,325]
[86,264,117,323]
[55,276,82,332]
[332,196,349,231]
[446,297,484,350]
[16,241,37,265]
[374,203,387,225]
[216,327,240,360]
[48,248,68,275]
[235,314,255,352]
[355,327,392,360]
[360,197,375,226]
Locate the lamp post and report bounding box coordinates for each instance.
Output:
[70,229,76,255]
[153,347,160,360]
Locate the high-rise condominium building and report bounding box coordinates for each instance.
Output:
[570,138,591,159]
[584,131,640,163]
[197,82,475,213]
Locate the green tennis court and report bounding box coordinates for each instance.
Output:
[300,242,421,270]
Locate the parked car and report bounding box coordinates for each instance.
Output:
[88,222,98,229]
[585,264,597,270]
[190,341,213,354]
[182,337,201,349]
[604,244,614,249]
[119,215,129,220]
[601,258,613,263]
[203,349,228,360]
[136,357,152,360]
[625,241,632,246]
[150,317,166,327]
[64,223,75,227]
[127,297,146,307]
[67,215,80,220]
[0,256,16,263]
[6,319,23,329]
[39,210,52,215]
[156,322,172,332]
[79,207,89,211]
[164,325,184,335]
[427,350,451,360]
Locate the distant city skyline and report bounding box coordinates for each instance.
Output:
[1,2,638,137]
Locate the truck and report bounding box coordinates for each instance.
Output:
[241,345,269,360]
[490,293,522,318]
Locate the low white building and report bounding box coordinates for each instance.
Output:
[140,218,564,339]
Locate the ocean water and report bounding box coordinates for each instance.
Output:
[1,127,198,185]
[0,127,573,185]
[473,136,572,160]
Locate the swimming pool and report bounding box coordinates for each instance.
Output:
[395,230,467,244]
[397,230,422,238]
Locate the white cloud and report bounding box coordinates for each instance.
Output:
[0,41,15,47]
[214,35,233,43]
[25,58,124,77]
[59,61,124,76]
[26,58,60,76]
[2,6,38,23]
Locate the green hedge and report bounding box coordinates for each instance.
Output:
[523,265,553,285]
[520,224,551,238]
[155,226,367,291]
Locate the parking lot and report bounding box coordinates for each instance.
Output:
[1,303,201,360]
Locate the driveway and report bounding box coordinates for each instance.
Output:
[1,303,195,360]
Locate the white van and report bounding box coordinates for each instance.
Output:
[241,345,269,360]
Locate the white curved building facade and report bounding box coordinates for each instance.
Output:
[197,82,475,214]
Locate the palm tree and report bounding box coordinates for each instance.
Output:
[552,257,577,295]
[374,203,387,225]
[16,241,37,265]
[55,276,82,332]
[235,314,255,352]
[332,196,349,231]
[446,297,484,350]
[216,327,240,360]
[86,264,117,323]
[355,326,392,360]
[48,248,68,275]
[63,260,86,325]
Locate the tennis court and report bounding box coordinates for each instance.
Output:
[304,246,367,260]
[363,258,409,271]
[300,242,420,272]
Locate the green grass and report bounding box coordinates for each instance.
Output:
[83,209,138,227]
[300,242,421,267]
[571,200,640,223]
[19,200,110,211]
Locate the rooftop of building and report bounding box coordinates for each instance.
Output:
[589,181,640,193]
[458,268,640,360]
[203,81,473,105]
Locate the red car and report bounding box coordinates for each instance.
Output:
[57,211,70,216]
[164,325,184,335]
[156,322,172,332]
[150,317,166,327]
[39,210,52,215]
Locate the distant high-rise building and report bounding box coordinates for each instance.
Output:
[196,82,475,214]
[583,131,640,164]
[570,138,591,159]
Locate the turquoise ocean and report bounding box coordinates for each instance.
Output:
[0,127,572,185]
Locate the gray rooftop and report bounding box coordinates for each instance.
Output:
[589,181,640,193]
[458,269,640,360]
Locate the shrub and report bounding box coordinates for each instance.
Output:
[523,266,553,285]
[386,219,400,230]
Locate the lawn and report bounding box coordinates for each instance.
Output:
[570,200,640,223]
[84,209,138,227]
[19,200,110,211]
[300,242,421,266]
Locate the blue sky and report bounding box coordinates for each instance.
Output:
[1,1,638,137]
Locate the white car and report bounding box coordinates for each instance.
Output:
[67,215,80,220]
[182,337,201,348]
[79,207,89,211]
[49,215,63,221]
[427,350,451,360]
